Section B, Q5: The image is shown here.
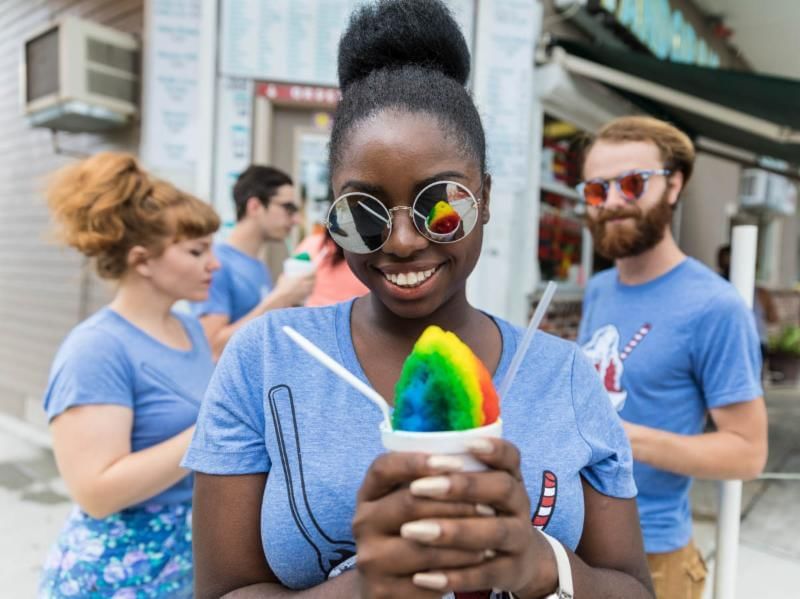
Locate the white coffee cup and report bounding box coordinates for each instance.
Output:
[380,418,503,472]
[282,256,317,277]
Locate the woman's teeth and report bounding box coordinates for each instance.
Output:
[384,268,437,288]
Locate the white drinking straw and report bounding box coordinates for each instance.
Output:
[497,281,558,400]
[282,326,392,426]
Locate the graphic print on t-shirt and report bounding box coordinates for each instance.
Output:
[267,385,356,577]
[582,324,652,411]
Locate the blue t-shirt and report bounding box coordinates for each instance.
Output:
[191,242,273,322]
[578,258,763,553]
[183,299,636,589]
[44,307,215,506]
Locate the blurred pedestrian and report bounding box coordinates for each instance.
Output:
[38,153,220,597]
[192,165,314,359]
[183,2,653,598]
[292,224,368,306]
[578,116,768,599]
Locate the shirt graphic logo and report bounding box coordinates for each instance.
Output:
[268,385,356,578]
[582,324,652,411]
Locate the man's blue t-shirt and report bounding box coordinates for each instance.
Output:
[44,307,215,505]
[578,258,763,553]
[183,299,636,590]
[191,242,272,322]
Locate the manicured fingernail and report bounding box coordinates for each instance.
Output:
[427,455,465,471]
[410,476,451,497]
[400,520,441,542]
[466,438,494,454]
[484,549,497,559]
[413,572,448,590]
[476,503,495,516]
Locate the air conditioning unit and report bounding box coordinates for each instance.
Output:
[739,169,797,216]
[22,17,139,132]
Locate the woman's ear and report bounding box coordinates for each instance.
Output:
[127,245,151,277]
[480,173,492,225]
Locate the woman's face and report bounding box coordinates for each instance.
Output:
[332,110,489,320]
[138,235,220,302]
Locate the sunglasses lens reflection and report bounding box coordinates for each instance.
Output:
[583,182,606,206]
[327,194,390,254]
[412,182,478,243]
[619,173,646,200]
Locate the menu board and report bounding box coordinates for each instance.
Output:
[220,0,475,84]
[141,0,203,178]
[213,77,255,232]
[468,1,537,320]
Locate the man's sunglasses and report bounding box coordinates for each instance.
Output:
[275,201,300,216]
[323,180,482,254]
[576,169,672,207]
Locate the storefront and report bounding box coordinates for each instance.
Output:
[530,0,800,338]
[138,0,799,333]
[141,0,543,324]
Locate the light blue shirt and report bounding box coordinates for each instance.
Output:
[579,258,763,553]
[184,300,635,589]
[191,242,272,322]
[44,308,215,506]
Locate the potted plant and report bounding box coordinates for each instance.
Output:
[767,325,800,384]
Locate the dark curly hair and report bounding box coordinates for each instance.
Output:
[330,0,486,175]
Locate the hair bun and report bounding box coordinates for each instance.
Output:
[338,0,470,91]
[47,152,152,257]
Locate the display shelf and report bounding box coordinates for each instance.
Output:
[541,179,581,202]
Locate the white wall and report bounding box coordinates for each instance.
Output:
[678,152,741,270]
[0,0,143,426]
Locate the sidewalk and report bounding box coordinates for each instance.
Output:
[692,384,800,596]
[1,387,798,597]
[0,417,70,597]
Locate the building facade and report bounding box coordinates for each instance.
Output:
[2,0,798,426]
[0,0,143,425]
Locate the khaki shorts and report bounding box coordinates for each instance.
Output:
[647,541,708,599]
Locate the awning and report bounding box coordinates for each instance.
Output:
[548,39,800,167]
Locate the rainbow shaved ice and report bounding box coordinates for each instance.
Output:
[392,326,499,432]
[426,201,461,235]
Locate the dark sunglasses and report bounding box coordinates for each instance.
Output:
[323,180,482,254]
[274,201,300,216]
[576,169,672,207]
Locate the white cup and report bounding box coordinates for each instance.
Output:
[380,418,503,472]
[282,257,317,277]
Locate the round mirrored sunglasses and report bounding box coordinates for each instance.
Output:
[324,180,482,254]
[576,169,672,207]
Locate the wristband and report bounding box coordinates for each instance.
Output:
[541,532,574,599]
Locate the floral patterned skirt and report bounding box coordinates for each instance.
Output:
[38,501,193,598]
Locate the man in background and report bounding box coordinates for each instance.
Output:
[578,116,767,599]
[193,165,314,359]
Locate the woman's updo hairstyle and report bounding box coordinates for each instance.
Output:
[330,0,486,174]
[47,152,219,279]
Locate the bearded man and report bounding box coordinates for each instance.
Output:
[576,116,767,599]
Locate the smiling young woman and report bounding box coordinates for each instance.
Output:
[184,2,655,598]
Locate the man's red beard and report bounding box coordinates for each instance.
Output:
[586,190,674,260]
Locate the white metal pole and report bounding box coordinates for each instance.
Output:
[714,224,758,599]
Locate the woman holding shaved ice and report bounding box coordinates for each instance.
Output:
[184,1,653,598]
